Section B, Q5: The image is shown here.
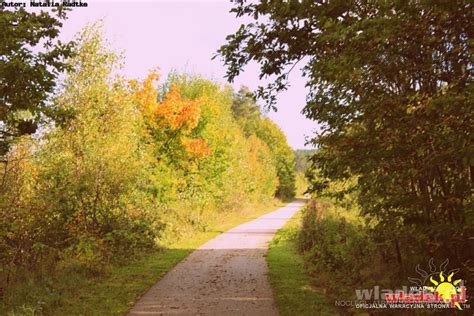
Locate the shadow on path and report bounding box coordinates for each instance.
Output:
[126,201,306,316]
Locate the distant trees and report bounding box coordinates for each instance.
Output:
[231,87,296,200]
[218,1,473,279]
[294,149,314,174]
[0,6,74,155]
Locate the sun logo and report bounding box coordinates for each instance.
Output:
[426,271,463,310]
[409,258,459,287]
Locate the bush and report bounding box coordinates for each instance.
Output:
[299,200,378,303]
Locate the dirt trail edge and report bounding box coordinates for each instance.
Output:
[127,200,305,316]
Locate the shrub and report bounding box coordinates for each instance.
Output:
[299,200,377,301]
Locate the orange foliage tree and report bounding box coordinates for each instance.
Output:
[134,72,212,164]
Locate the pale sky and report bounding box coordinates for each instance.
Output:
[59,1,317,149]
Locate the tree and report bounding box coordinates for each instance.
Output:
[218,1,473,275]
[231,86,260,131]
[23,26,155,270]
[0,6,74,155]
[294,149,314,173]
[231,87,296,200]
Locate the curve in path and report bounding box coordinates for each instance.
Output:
[127,200,305,316]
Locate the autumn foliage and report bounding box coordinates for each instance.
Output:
[0,26,294,298]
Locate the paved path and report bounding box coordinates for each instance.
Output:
[127,201,305,316]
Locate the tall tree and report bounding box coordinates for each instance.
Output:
[0,6,74,155]
[218,1,473,272]
[231,86,296,200]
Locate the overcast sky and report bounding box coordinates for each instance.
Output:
[59,1,317,149]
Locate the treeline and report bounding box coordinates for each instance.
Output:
[0,26,295,286]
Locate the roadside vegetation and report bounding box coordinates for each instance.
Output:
[0,22,296,314]
[268,210,336,316]
[3,201,283,315]
[220,1,472,315]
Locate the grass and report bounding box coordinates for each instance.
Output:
[267,210,337,316]
[1,200,285,316]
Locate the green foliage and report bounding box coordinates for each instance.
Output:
[0,26,159,280]
[299,201,373,276]
[0,24,293,313]
[0,202,284,315]
[134,73,280,241]
[230,86,261,135]
[295,172,308,198]
[231,86,296,200]
[294,149,315,197]
[294,149,314,174]
[46,27,160,269]
[256,119,296,200]
[0,6,74,154]
[219,1,473,283]
[268,211,336,316]
[298,200,381,313]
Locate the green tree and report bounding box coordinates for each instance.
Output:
[218,1,473,275]
[0,26,158,274]
[231,86,261,133]
[0,7,74,155]
[294,149,314,173]
[255,119,296,200]
[231,87,296,200]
